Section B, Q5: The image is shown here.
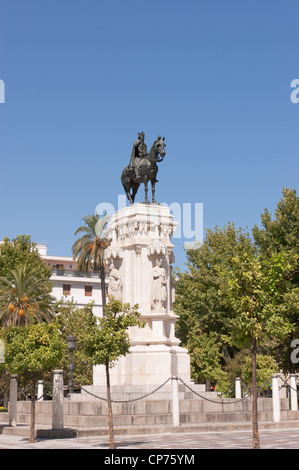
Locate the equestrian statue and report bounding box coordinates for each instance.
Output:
[121,132,166,204]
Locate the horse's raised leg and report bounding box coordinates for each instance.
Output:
[151,180,157,203]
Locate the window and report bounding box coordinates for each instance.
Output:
[63,284,71,296]
[85,286,92,297]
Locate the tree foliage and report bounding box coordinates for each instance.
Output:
[174,223,250,379]
[1,322,65,378]
[174,188,299,448]
[72,213,111,273]
[0,264,55,326]
[83,299,145,367]
[174,189,299,383]
[55,300,94,386]
[0,322,65,442]
[0,235,54,327]
[0,235,51,279]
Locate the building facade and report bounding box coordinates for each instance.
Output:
[36,244,107,317]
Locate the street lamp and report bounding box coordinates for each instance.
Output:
[66,334,76,394]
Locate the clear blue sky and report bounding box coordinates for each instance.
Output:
[0,0,298,270]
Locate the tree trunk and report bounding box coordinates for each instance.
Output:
[205,378,211,392]
[251,334,260,449]
[100,264,107,313]
[100,263,115,449]
[29,378,36,443]
[105,358,115,449]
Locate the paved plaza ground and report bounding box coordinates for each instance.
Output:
[1,427,299,450]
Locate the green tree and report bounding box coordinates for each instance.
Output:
[1,322,65,442]
[253,188,299,371]
[186,330,224,389]
[241,354,277,395]
[253,188,299,265]
[0,235,51,280]
[72,212,116,445]
[55,299,94,386]
[217,237,295,449]
[0,263,55,326]
[174,223,251,383]
[216,349,252,397]
[83,299,145,449]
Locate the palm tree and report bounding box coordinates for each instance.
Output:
[0,263,55,327]
[72,212,116,447]
[72,213,111,303]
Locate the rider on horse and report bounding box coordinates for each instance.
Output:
[128,131,148,182]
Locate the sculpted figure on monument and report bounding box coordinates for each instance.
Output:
[121,132,166,204]
[108,261,123,301]
[151,258,167,310]
[129,131,148,182]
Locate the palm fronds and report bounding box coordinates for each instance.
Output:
[72,213,111,272]
[0,264,55,326]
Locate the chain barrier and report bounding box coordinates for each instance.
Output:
[16,379,52,401]
[278,374,298,394]
[66,371,280,405]
[73,377,172,403]
[242,375,273,397]
[178,377,249,404]
[9,371,297,406]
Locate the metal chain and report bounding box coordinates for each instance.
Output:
[178,377,249,404]
[73,377,172,403]
[16,379,52,401]
[10,371,296,405]
[278,374,298,394]
[70,374,276,405]
[36,383,52,401]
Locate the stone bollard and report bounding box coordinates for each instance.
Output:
[171,377,180,427]
[272,373,280,423]
[235,377,242,399]
[9,375,18,427]
[52,370,64,430]
[290,374,298,411]
[37,380,44,401]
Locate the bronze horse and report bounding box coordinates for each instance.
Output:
[121,137,166,204]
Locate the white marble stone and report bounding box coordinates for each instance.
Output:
[93,203,191,387]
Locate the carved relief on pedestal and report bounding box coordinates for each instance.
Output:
[108,261,123,302]
[169,265,177,309]
[105,246,123,261]
[151,258,167,310]
[147,240,167,256]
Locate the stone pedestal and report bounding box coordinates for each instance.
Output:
[93,203,191,387]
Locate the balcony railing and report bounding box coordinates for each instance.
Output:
[51,269,108,279]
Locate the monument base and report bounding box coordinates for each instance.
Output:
[93,343,190,387]
[92,202,191,390]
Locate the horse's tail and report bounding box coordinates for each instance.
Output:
[121,167,131,191]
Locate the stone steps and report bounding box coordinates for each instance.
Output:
[4,410,298,428]
[2,396,299,439]
[2,397,299,430]
[3,420,299,439]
